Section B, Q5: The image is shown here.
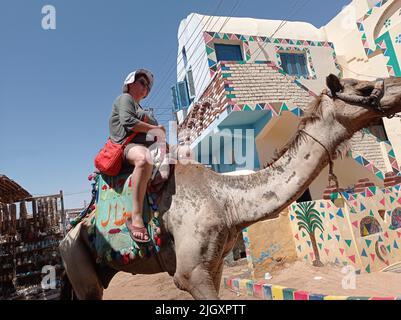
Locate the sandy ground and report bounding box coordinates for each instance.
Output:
[103,261,256,300]
[104,260,401,299]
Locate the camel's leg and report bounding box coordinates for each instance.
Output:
[212,261,224,295]
[173,223,228,300]
[59,223,104,300]
[174,262,219,300]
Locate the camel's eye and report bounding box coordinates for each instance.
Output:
[357,85,374,96]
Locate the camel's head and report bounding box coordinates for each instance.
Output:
[324,74,401,131]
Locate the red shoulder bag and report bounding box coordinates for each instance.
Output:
[94,116,149,176]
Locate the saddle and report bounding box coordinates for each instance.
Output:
[71,145,180,266]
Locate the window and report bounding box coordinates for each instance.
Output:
[171,67,196,112]
[182,47,188,68]
[171,80,191,112]
[186,68,196,99]
[360,216,382,237]
[279,52,309,78]
[214,44,243,62]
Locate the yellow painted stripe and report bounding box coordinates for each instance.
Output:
[324,296,348,300]
[272,286,285,300]
[239,279,249,292]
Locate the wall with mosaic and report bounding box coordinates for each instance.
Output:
[287,181,401,274]
[356,0,401,76]
[326,0,401,168]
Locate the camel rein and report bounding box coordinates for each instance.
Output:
[299,130,340,190]
[311,78,401,188]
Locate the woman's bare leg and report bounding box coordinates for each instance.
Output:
[126,145,153,241]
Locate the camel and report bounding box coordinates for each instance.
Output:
[59,74,401,300]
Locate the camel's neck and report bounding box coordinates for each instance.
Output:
[224,113,350,229]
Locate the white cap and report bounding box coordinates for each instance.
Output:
[123,69,154,97]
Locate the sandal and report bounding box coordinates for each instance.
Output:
[125,218,151,243]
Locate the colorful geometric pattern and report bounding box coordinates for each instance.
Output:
[289,183,401,273]
[203,31,341,79]
[227,101,304,116]
[274,46,317,79]
[349,131,400,178]
[356,0,390,56]
[390,208,401,230]
[223,276,401,300]
[355,0,401,76]
[351,153,386,180]
[203,32,251,77]
[375,31,401,76]
[382,139,401,175]
[360,216,382,236]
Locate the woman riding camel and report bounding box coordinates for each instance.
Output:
[109,69,165,243]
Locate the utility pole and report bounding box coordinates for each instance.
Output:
[59,190,65,236]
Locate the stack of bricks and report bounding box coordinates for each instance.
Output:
[179,63,227,143]
[323,177,393,200]
[221,61,313,108]
[384,172,401,188]
[354,178,375,193]
[323,185,345,200]
[349,131,387,173]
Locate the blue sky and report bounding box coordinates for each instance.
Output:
[0,0,351,209]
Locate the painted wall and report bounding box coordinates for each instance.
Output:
[324,0,401,168]
[242,208,298,279]
[288,183,401,273]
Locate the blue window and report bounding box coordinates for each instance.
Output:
[182,47,188,68]
[171,80,191,112]
[186,68,196,99]
[214,44,243,62]
[279,52,309,78]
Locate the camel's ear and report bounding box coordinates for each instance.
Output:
[326,74,343,95]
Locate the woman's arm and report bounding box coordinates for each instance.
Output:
[118,94,166,134]
[131,120,160,133]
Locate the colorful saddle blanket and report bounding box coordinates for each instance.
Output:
[72,172,162,265]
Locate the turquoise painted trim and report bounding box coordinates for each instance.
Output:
[375,31,401,76]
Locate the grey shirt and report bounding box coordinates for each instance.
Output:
[109,94,158,146]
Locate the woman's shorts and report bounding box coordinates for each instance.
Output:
[123,142,153,164]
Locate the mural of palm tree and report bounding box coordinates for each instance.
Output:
[295,201,324,267]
